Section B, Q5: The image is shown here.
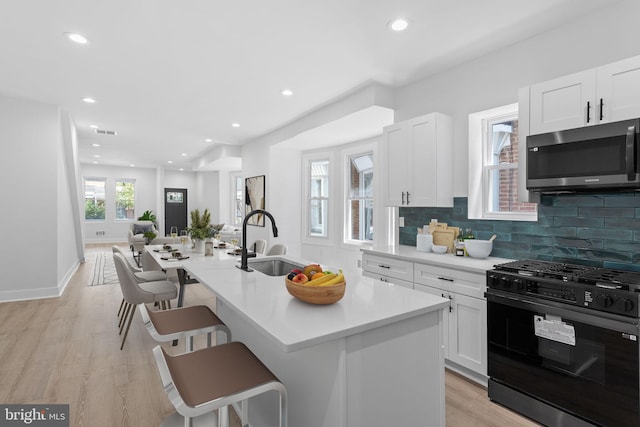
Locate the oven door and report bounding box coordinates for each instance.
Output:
[487,291,640,427]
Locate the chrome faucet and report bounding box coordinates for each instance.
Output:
[239,209,279,271]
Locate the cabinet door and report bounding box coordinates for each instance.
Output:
[382,122,410,206]
[529,70,596,134]
[414,263,486,299]
[414,283,450,357]
[407,115,437,206]
[448,293,487,376]
[597,55,640,123]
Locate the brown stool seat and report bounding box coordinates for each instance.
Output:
[140,304,231,351]
[153,342,287,426]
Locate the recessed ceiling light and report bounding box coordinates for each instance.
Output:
[388,18,410,32]
[89,124,99,129]
[205,138,212,142]
[82,97,96,104]
[231,122,240,128]
[64,32,89,45]
[281,89,293,97]
[179,168,184,171]
[93,154,100,158]
[167,160,173,164]
[92,161,98,164]
[129,164,135,167]
[181,153,188,157]
[92,143,100,147]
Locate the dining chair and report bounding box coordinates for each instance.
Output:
[249,239,267,255]
[113,252,177,350]
[112,246,167,321]
[265,244,287,256]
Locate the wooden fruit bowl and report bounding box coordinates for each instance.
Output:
[285,277,346,305]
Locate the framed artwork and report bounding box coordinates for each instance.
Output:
[245,175,265,226]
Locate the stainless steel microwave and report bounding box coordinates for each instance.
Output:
[526,118,640,193]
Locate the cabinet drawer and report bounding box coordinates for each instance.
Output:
[362,254,414,282]
[363,271,413,289]
[414,263,485,299]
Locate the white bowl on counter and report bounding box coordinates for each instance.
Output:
[432,245,448,254]
[464,239,493,258]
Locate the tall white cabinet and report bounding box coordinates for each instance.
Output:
[382,112,453,207]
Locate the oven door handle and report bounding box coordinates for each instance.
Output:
[486,291,639,334]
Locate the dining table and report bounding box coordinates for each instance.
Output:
[143,242,244,308]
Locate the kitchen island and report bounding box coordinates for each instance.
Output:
[181,254,449,427]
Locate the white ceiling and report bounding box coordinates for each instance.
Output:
[0,0,621,170]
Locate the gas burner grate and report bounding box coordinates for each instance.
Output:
[493,260,597,281]
[578,269,640,291]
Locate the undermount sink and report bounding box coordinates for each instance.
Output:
[247,257,304,276]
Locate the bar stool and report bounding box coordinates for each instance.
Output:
[139,304,231,352]
[153,342,287,427]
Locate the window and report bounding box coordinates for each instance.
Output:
[469,104,537,221]
[115,179,135,220]
[346,152,373,242]
[84,178,106,220]
[233,174,244,226]
[303,154,331,239]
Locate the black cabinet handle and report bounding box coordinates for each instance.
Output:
[587,101,591,123]
[406,191,410,205]
[437,276,454,282]
[401,191,405,205]
[378,264,391,269]
[599,98,604,121]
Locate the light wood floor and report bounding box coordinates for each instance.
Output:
[0,244,540,427]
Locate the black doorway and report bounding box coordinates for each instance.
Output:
[164,188,188,236]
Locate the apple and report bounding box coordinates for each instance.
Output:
[291,273,309,284]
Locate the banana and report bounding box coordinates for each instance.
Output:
[319,270,344,286]
[306,273,337,286]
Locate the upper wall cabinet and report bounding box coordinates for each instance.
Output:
[382,112,453,207]
[529,55,640,135]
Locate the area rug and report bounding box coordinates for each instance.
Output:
[90,252,120,286]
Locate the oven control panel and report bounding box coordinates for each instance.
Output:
[487,271,639,317]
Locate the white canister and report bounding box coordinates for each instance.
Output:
[416,234,433,252]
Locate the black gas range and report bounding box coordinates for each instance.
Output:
[486,260,640,427]
[487,259,640,318]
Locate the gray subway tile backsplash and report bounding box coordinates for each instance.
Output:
[398,193,640,270]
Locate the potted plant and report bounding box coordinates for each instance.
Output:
[143,230,157,245]
[137,210,157,227]
[187,208,213,252]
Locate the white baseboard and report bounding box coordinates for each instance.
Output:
[0,260,80,303]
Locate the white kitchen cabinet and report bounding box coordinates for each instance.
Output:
[413,263,487,380]
[382,112,453,207]
[528,54,640,134]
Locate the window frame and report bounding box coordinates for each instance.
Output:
[342,143,374,246]
[115,178,136,221]
[302,151,334,246]
[468,103,537,221]
[231,172,244,227]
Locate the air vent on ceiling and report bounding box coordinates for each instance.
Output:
[95,129,117,136]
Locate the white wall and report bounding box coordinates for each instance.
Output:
[394,0,640,197]
[0,94,79,301]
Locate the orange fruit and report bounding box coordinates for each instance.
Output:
[311,272,325,281]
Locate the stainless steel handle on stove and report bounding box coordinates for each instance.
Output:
[485,291,638,334]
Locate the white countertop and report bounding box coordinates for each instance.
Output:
[362,245,514,274]
[181,253,450,353]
